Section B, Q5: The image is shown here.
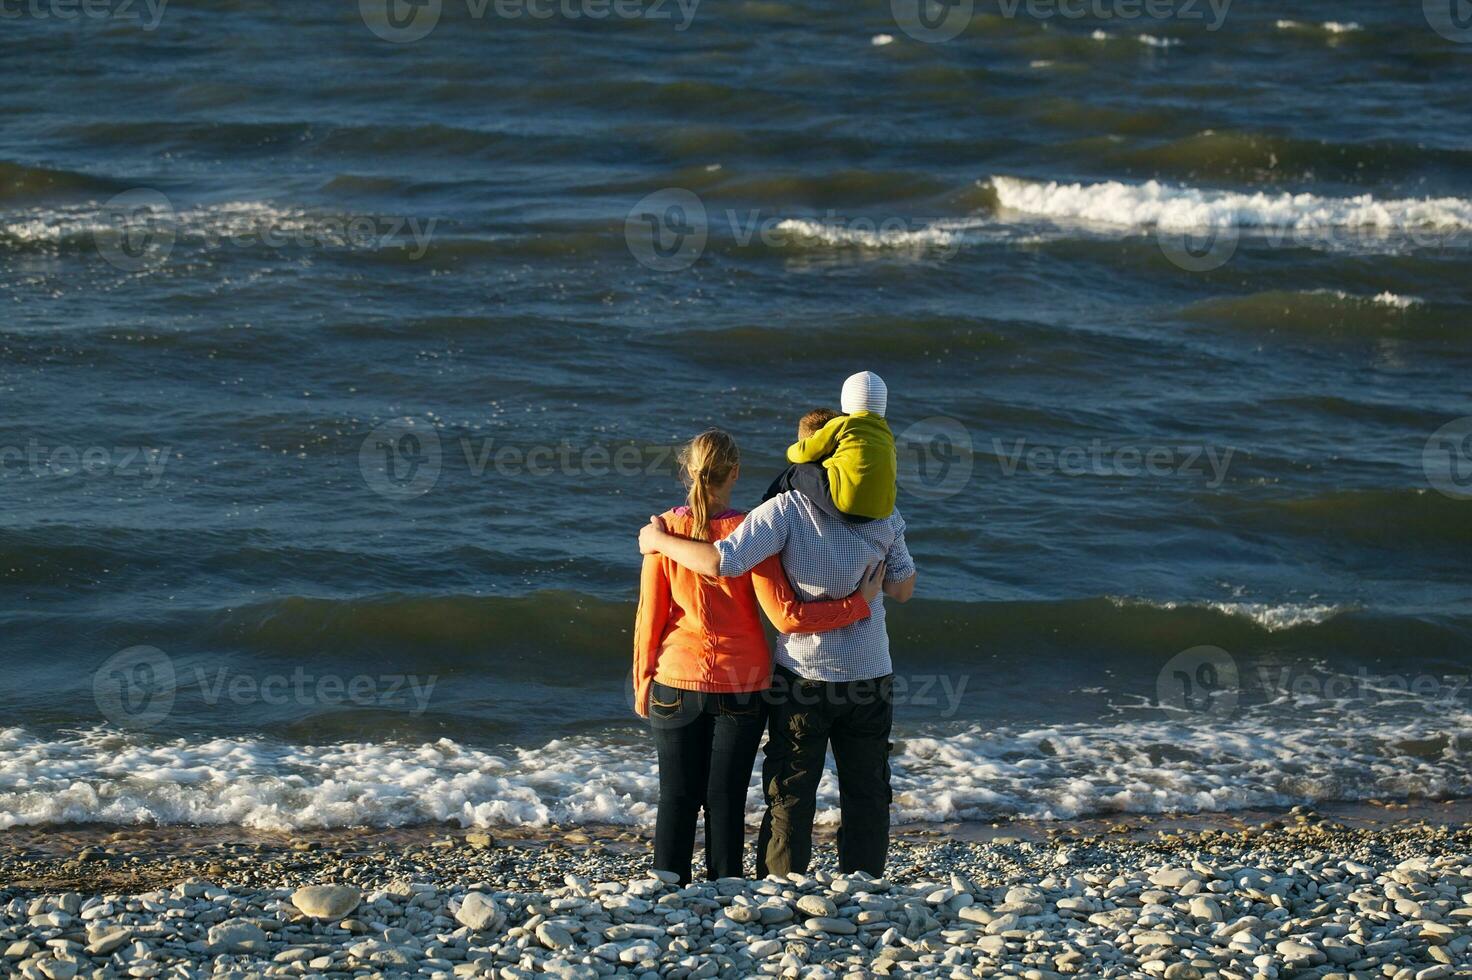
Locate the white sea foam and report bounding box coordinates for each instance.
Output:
[1109,596,1347,630]
[0,699,1466,829]
[2,201,311,245]
[988,176,1472,232]
[1299,289,1425,310]
[1370,291,1421,309]
[1276,19,1362,34]
[771,218,970,249]
[1092,29,1180,47]
[1205,601,1344,630]
[0,200,424,254]
[871,34,894,46]
[765,217,1052,252]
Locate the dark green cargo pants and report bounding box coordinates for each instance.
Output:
[756,664,894,877]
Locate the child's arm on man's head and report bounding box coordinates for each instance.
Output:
[786,415,844,464]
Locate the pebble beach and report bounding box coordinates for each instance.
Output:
[4,805,1471,980]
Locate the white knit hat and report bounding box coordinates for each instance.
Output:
[841,371,888,417]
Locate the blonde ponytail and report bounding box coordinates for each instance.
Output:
[678,429,740,541]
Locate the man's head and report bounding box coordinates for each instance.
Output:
[841,371,887,417]
[798,407,840,440]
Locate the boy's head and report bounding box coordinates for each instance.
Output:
[798,407,840,440]
[841,371,888,417]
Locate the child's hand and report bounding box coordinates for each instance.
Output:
[858,560,887,602]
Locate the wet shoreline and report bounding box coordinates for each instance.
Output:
[4,797,1467,897]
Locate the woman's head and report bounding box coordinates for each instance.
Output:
[678,428,740,540]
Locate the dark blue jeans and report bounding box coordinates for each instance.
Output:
[648,680,766,883]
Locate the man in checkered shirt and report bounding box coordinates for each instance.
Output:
[638,464,916,877]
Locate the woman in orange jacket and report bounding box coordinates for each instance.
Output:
[633,428,882,883]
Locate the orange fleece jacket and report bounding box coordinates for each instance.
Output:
[631,508,871,717]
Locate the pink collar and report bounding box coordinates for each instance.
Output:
[672,506,744,520]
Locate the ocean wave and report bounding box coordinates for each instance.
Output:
[0,160,122,203]
[1,707,1466,829]
[1058,130,1472,184]
[1203,488,1472,548]
[1302,289,1422,309]
[1180,289,1441,337]
[1108,597,1347,631]
[769,218,973,249]
[661,315,1025,365]
[987,176,1472,232]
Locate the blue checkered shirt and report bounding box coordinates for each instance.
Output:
[715,491,915,682]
